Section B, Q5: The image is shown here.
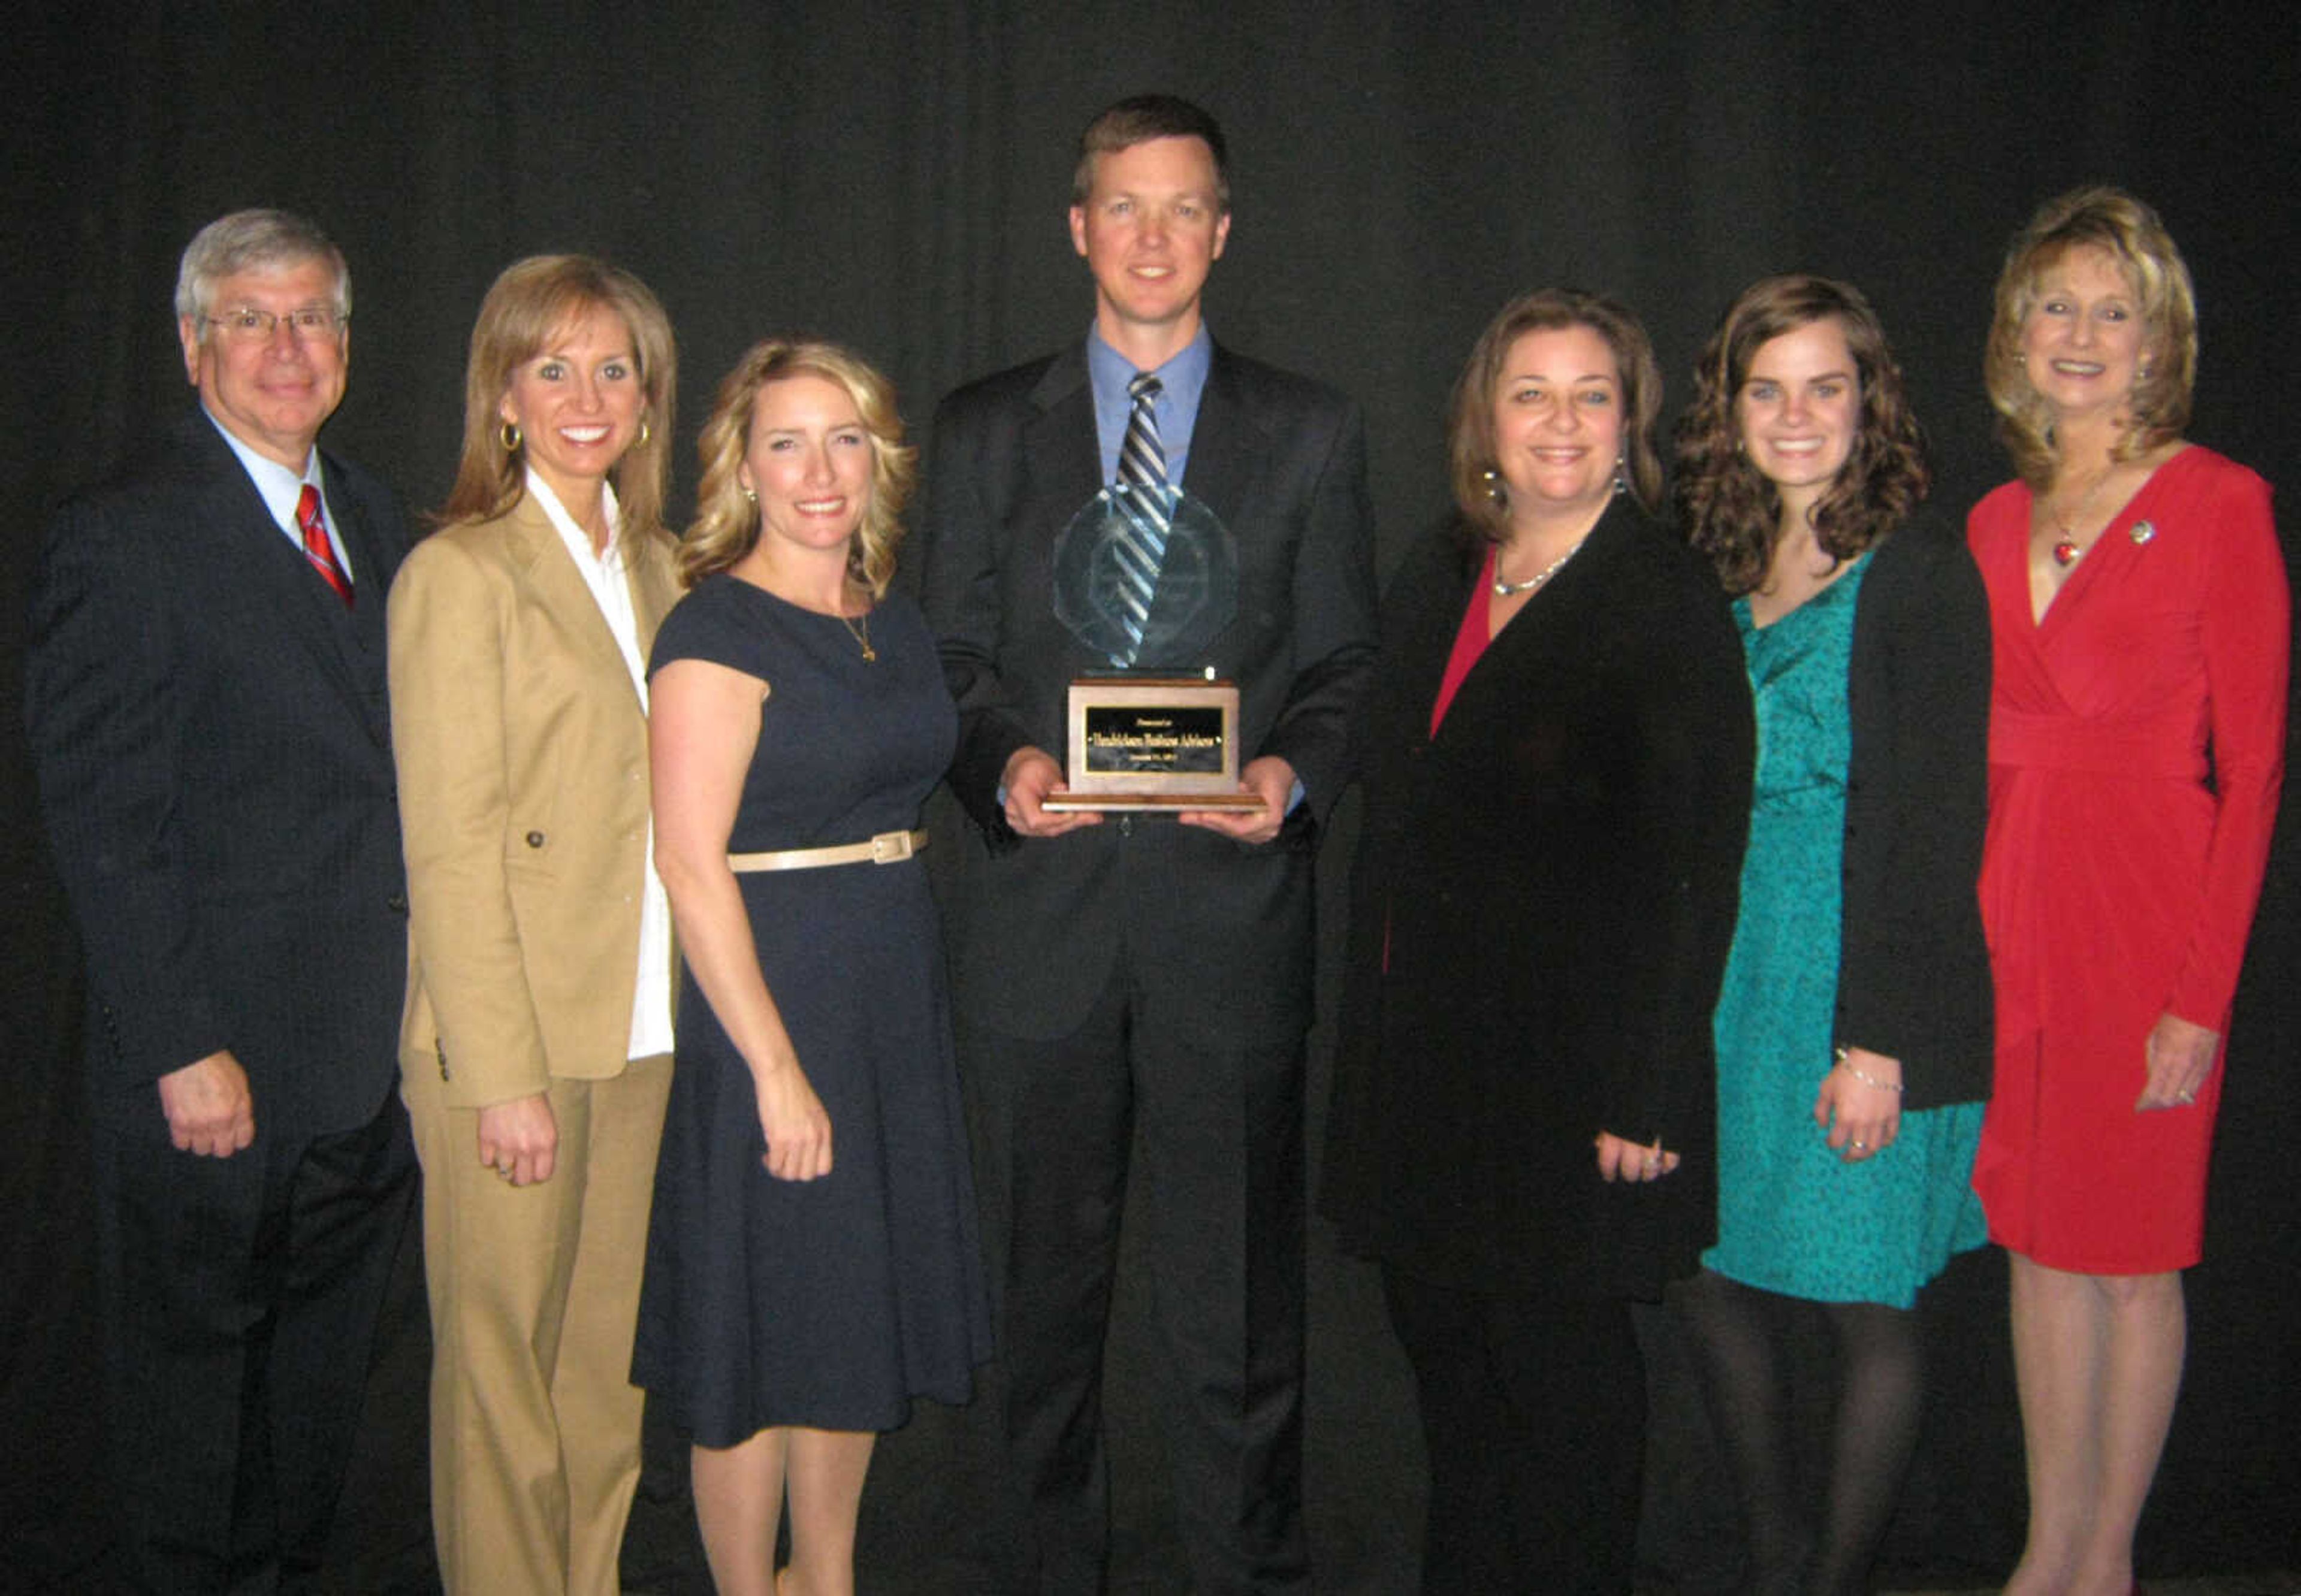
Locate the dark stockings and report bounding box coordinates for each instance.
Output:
[1672,1269,1925,1596]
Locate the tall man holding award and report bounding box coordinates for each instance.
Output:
[918,95,1377,1594]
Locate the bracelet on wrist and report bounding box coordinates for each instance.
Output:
[1832,1045,1904,1094]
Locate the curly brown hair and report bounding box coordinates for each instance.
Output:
[1676,275,1928,597]
[1983,186,2196,486]
[678,340,915,594]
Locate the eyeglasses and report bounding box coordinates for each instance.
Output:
[204,306,347,343]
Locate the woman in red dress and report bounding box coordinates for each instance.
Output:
[1969,187,2288,1595]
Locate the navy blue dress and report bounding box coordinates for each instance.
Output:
[632,574,992,1444]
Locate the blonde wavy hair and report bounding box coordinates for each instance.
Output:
[1984,186,2196,486]
[437,255,677,541]
[679,340,915,594]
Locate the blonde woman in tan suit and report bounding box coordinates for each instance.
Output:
[389,255,681,1594]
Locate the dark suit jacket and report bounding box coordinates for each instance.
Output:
[25,413,412,1139]
[918,341,1378,1042]
[1837,519,1995,1109]
[1322,506,1755,1299]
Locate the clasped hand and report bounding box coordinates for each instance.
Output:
[2137,1011,2218,1111]
[754,1059,833,1181]
[1001,746,1296,846]
[477,1093,558,1187]
[156,1050,255,1157]
[1815,1047,1903,1163]
[1595,1130,1680,1183]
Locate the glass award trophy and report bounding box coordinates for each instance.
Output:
[1043,482,1259,811]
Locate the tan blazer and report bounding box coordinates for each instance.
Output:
[389,492,680,1108]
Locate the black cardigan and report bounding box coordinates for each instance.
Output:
[1832,519,1995,1108]
[1322,505,1755,1300]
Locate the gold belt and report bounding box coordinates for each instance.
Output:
[727,827,928,872]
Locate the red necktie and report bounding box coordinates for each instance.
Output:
[297,483,354,607]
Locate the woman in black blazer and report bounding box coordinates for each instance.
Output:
[1324,289,1753,1594]
[1671,275,1993,1595]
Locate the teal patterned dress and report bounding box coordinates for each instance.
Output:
[1703,554,1987,1309]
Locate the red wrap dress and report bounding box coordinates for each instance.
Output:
[1967,445,2287,1273]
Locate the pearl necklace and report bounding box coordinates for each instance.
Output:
[1492,536,1588,597]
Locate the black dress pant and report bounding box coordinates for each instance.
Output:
[89,1081,418,1595]
[964,970,1308,1595]
[1382,1265,1648,1595]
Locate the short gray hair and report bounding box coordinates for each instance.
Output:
[175,208,350,328]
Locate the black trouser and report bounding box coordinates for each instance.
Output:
[964,971,1308,1595]
[90,1084,418,1594]
[1382,1265,1647,1595]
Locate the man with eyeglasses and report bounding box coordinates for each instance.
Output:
[25,208,417,1592]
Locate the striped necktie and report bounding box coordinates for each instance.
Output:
[297,483,354,607]
[1111,372,1173,664]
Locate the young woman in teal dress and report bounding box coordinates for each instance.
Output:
[1673,276,1995,1595]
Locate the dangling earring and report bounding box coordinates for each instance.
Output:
[1482,468,1507,509]
[636,418,652,447]
[743,487,757,504]
[1611,455,1629,497]
[500,421,522,452]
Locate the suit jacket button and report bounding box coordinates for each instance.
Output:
[526,830,546,848]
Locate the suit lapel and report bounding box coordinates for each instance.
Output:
[316,452,400,735]
[504,494,649,714]
[627,530,680,666]
[1406,537,1481,740]
[1023,345,1103,515]
[1172,345,1268,528]
[1441,503,1630,736]
[321,452,403,603]
[178,421,392,743]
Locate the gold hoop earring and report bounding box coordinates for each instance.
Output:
[637,419,652,447]
[499,421,521,452]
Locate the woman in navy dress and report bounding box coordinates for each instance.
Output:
[1673,275,1993,1594]
[633,340,992,1596]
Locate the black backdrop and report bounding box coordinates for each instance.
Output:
[5,3,2296,1590]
